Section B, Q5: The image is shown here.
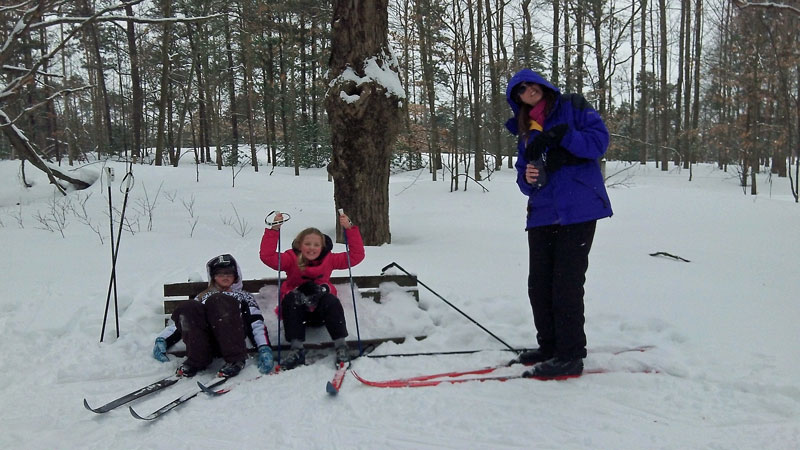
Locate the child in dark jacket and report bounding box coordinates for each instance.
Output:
[259,212,365,369]
[506,68,613,378]
[152,254,273,378]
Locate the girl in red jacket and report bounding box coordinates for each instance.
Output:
[259,212,365,369]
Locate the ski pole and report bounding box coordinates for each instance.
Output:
[366,348,521,359]
[100,167,116,342]
[101,166,134,342]
[380,262,516,352]
[265,211,290,366]
[339,209,362,356]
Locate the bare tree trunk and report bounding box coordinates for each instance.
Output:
[188,24,210,164]
[416,0,441,180]
[484,0,503,169]
[639,0,648,164]
[690,0,703,170]
[174,63,196,167]
[80,0,114,155]
[240,8,259,172]
[224,9,239,167]
[659,0,669,171]
[325,0,401,245]
[125,5,143,161]
[564,1,572,91]
[154,0,172,166]
[676,0,687,167]
[591,0,606,114]
[552,0,560,85]
[261,45,277,166]
[682,0,692,168]
[277,25,292,171]
[575,2,585,94]
[468,0,484,180]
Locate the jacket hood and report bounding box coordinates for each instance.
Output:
[505,69,561,135]
[205,254,244,291]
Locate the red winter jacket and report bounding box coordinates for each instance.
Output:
[259,226,365,299]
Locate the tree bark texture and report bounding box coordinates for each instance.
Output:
[325,0,401,246]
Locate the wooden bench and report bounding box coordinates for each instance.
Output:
[163,274,424,350]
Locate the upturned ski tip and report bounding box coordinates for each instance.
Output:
[326,381,339,395]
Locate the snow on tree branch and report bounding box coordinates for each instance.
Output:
[329,49,405,105]
[730,0,800,15]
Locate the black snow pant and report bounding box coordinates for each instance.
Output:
[172,293,247,368]
[527,220,596,360]
[281,292,348,342]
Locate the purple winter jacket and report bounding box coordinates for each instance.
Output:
[506,69,613,229]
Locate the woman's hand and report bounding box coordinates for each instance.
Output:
[525,163,541,184]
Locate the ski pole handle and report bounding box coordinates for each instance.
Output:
[265,210,291,227]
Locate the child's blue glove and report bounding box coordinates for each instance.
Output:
[257,345,274,374]
[152,337,169,362]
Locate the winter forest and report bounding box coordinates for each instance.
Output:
[2,2,800,447]
[2,0,800,206]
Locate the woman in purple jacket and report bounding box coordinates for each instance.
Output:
[506,68,613,378]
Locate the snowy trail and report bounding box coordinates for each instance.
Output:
[1,160,799,449]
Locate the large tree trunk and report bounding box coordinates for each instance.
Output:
[325,0,402,245]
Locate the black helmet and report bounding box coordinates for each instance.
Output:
[209,254,237,278]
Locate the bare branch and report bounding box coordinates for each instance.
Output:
[730,0,800,15]
[3,86,94,126]
[30,13,225,31]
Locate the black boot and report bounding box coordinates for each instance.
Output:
[176,363,201,378]
[510,348,553,366]
[280,349,306,370]
[335,345,351,367]
[218,360,245,378]
[523,357,583,379]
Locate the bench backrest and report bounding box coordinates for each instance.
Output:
[163,274,418,315]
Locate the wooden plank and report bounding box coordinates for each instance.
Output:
[164,288,416,313]
[167,335,427,356]
[163,274,418,297]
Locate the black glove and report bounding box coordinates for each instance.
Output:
[294,281,329,310]
[544,146,571,172]
[541,124,569,147]
[297,281,323,297]
[524,124,569,162]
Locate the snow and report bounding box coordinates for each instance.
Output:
[0,157,798,449]
[330,50,405,104]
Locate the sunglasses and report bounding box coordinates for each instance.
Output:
[513,82,542,101]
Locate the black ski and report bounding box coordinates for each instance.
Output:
[83,375,181,414]
[129,377,227,421]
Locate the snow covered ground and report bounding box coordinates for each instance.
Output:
[0,157,798,449]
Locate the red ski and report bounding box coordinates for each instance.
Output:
[351,367,657,388]
[326,362,349,395]
[353,344,654,387]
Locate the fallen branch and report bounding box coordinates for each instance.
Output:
[649,251,691,262]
